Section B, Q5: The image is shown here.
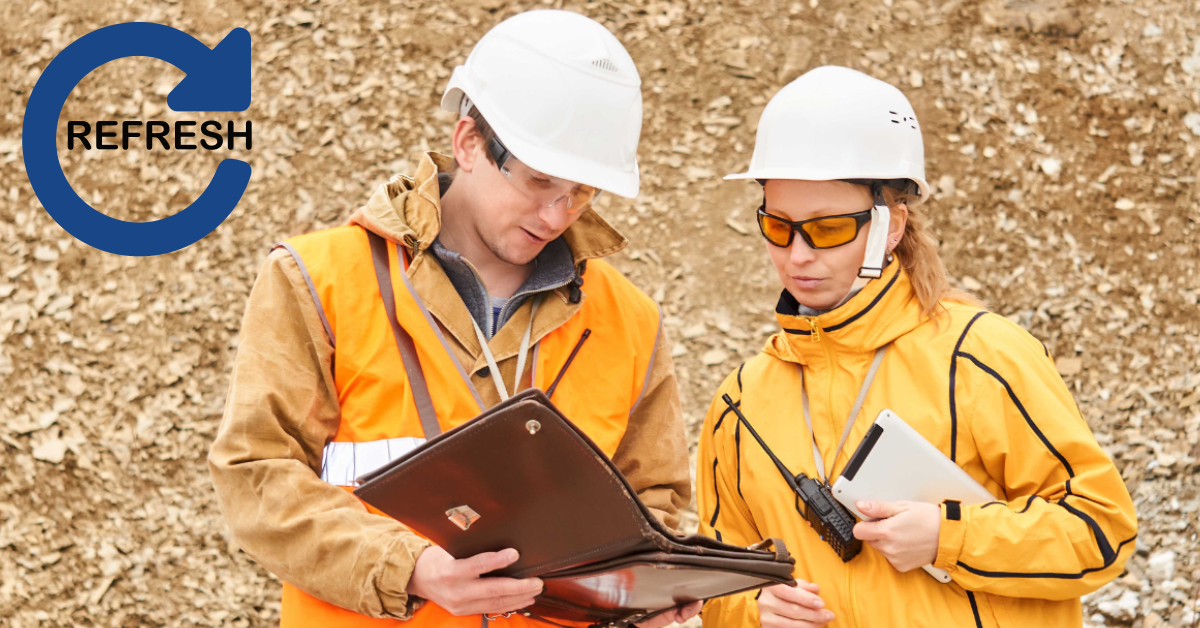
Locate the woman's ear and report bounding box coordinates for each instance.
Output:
[887,199,909,250]
[451,117,481,173]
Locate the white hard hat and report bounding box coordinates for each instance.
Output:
[725,65,928,200]
[728,66,929,305]
[441,10,644,198]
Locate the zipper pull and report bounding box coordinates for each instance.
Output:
[807,317,821,343]
[568,277,583,304]
[569,261,587,304]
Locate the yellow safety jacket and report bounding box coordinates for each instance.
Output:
[697,260,1137,628]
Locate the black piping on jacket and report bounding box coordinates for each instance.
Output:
[708,456,722,543]
[957,350,1076,476]
[735,421,744,498]
[956,536,1137,580]
[949,312,987,462]
[708,364,746,544]
[949,316,1130,579]
[967,592,983,628]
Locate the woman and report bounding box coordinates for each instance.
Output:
[697,66,1136,628]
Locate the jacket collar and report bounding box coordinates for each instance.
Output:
[349,151,628,264]
[764,257,926,365]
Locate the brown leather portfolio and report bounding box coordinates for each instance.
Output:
[354,389,796,627]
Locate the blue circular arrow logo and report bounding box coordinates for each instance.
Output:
[22,23,253,257]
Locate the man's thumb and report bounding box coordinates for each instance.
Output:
[462,548,520,576]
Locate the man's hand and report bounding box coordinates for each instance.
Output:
[635,601,702,628]
[408,547,543,616]
[852,501,941,573]
[758,582,833,628]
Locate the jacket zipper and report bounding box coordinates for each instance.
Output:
[810,314,859,626]
[805,316,842,477]
[806,316,821,342]
[818,319,839,475]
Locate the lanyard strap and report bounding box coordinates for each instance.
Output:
[800,346,888,484]
[469,296,540,401]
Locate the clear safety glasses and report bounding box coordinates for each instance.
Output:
[487,137,601,213]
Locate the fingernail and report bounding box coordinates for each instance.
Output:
[826,611,835,621]
[508,549,520,560]
[813,598,824,608]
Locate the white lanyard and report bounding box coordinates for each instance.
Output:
[800,345,888,485]
[469,296,540,401]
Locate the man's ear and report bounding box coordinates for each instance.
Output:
[451,117,481,173]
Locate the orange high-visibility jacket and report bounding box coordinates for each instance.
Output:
[276,224,664,628]
[698,261,1137,628]
[208,154,688,628]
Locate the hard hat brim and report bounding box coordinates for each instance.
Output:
[724,167,930,205]
[441,79,640,199]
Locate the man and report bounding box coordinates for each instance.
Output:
[208,10,697,628]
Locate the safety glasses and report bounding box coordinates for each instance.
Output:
[488,137,601,213]
[756,206,873,249]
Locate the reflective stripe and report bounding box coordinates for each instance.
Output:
[630,306,663,414]
[276,242,336,348]
[319,437,425,486]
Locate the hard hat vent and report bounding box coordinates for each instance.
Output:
[591,58,619,73]
[889,110,918,130]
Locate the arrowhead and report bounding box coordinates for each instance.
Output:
[167,28,251,112]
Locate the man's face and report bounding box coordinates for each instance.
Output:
[459,137,591,266]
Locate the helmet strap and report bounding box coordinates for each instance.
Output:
[831,184,891,309]
[859,185,891,280]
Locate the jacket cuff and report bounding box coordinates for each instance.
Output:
[377,533,435,620]
[933,500,967,571]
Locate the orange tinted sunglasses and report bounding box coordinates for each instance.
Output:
[756,206,873,249]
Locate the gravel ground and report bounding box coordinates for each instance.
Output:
[1,0,1198,626]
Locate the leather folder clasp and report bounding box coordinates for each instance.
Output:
[446,505,481,530]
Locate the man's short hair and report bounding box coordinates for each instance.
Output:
[453,102,499,170]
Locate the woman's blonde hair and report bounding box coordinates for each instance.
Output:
[882,186,983,318]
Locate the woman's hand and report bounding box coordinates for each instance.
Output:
[758,581,834,627]
[852,501,941,572]
[634,601,702,628]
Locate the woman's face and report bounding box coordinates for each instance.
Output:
[762,179,904,312]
